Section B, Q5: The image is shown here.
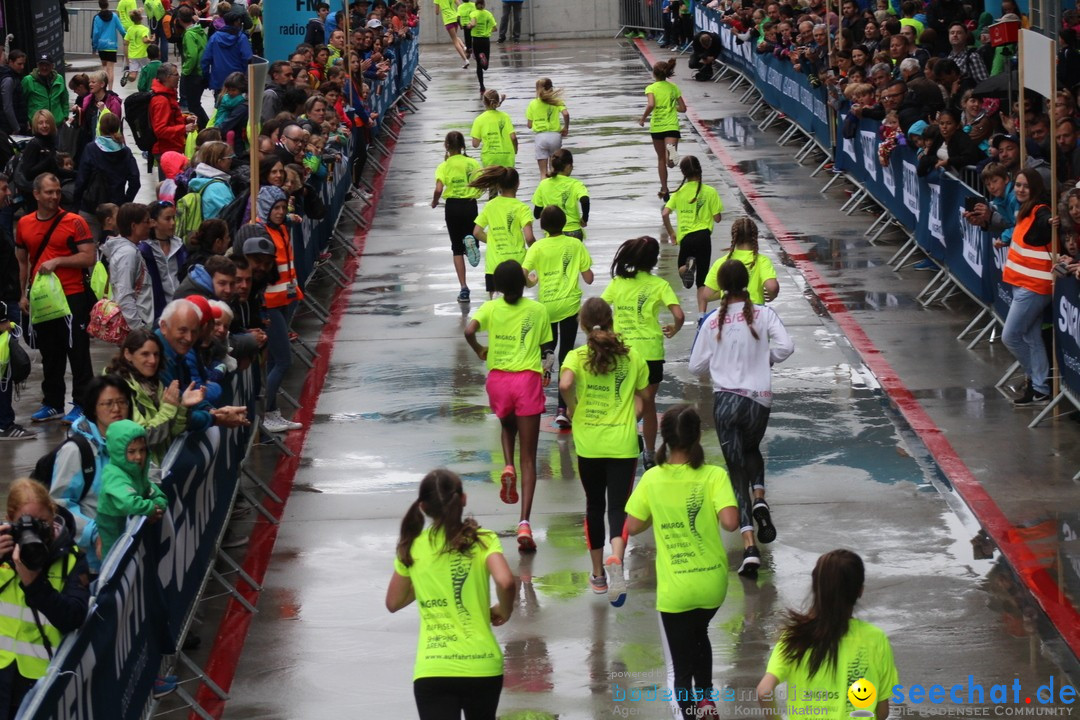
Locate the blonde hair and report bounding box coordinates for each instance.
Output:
[535,77,563,106]
[843,82,874,102]
[31,109,56,135]
[482,89,504,110]
[196,140,232,169]
[7,478,56,523]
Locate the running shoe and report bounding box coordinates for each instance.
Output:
[463,234,481,267]
[462,61,469,69]
[912,258,937,271]
[153,674,178,700]
[738,546,761,578]
[752,499,776,544]
[60,404,83,426]
[517,521,536,552]
[605,556,627,607]
[554,407,571,430]
[457,287,471,304]
[478,52,488,68]
[589,572,608,594]
[0,424,36,441]
[680,257,696,289]
[697,699,721,718]
[465,48,472,59]
[541,350,556,387]
[263,410,302,433]
[1014,389,1051,408]
[640,450,656,471]
[120,73,129,88]
[666,145,679,168]
[500,465,518,504]
[497,36,506,43]
[30,405,62,423]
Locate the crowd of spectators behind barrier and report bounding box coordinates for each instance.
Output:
[0,0,418,712]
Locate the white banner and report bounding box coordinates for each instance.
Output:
[882,162,895,196]
[961,209,984,277]
[861,130,878,181]
[1020,30,1055,100]
[930,184,944,243]
[903,161,919,215]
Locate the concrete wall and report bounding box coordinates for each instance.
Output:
[419,1,619,45]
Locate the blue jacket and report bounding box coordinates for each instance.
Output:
[188,168,235,221]
[200,26,252,91]
[155,328,217,430]
[49,417,108,572]
[92,12,126,53]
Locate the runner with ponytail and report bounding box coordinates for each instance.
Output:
[639,59,686,201]
[471,166,534,297]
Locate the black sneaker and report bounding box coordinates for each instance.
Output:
[0,424,36,441]
[680,257,696,289]
[752,500,776,544]
[738,546,761,578]
[1015,389,1051,408]
[497,36,506,43]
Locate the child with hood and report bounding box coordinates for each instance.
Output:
[157,151,190,204]
[96,419,166,559]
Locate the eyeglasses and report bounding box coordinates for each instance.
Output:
[225,154,236,159]
[284,135,304,142]
[97,399,130,409]
[882,93,905,100]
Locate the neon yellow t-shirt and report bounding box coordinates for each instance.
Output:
[471,297,552,373]
[393,527,505,680]
[561,345,649,459]
[704,248,778,305]
[474,195,532,274]
[434,0,459,26]
[470,9,497,37]
[522,234,592,322]
[601,272,680,361]
[531,175,589,234]
[765,618,899,720]
[457,1,476,25]
[645,80,681,133]
[624,463,736,613]
[664,181,723,242]
[525,98,566,134]
[470,110,516,169]
[435,154,482,200]
[125,25,151,59]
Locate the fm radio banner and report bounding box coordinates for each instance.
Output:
[264,0,324,73]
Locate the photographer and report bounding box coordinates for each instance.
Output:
[0,478,90,719]
[689,31,722,82]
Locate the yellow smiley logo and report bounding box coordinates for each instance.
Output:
[848,678,877,710]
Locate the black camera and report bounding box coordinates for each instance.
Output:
[963,195,983,213]
[4,515,51,572]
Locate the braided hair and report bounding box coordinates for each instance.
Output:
[715,259,758,343]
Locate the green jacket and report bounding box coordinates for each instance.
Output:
[181,25,208,77]
[123,374,187,460]
[137,60,162,92]
[97,419,167,558]
[21,71,68,129]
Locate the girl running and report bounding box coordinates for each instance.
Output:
[601,236,684,469]
[522,206,594,429]
[471,166,534,297]
[688,260,793,579]
[531,149,590,240]
[704,217,780,308]
[467,0,497,94]
[625,405,738,720]
[386,469,517,720]
[457,0,476,59]
[525,78,569,177]
[638,59,686,201]
[464,260,552,552]
[662,155,723,314]
[558,297,650,607]
[434,0,470,67]
[471,90,517,169]
[432,131,483,304]
[756,550,899,720]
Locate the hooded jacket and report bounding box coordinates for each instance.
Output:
[91,11,126,52]
[180,24,209,77]
[121,373,187,459]
[201,25,252,91]
[49,415,109,572]
[173,263,214,300]
[0,65,26,135]
[139,237,185,320]
[188,164,236,221]
[96,420,167,559]
[73,137,140,213]
[21,70,68,129]
[149,78,187,155]
[101,235,155,331]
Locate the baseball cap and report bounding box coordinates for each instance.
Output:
[907,120,929,137]
[367,18,383,28]
[991,132,1021,149]
[36,54,53,65]
[242,234,275,256]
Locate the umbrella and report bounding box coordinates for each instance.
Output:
[971,69,1019,99]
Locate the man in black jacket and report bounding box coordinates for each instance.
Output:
[689,31,722,81]
[0,173,34,440]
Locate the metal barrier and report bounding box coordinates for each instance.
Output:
[63,5,99,57]
[617,0,665,35]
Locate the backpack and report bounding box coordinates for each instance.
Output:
[165,6,187,44]
[175,178,227,240]
[172,166,196,201]
[125,91,167,170]
[217,190,249,236]
[81,169,113,212]
[31,435,97,504]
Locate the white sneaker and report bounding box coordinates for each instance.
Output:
[262,410,301,433]
[666,145,679,169]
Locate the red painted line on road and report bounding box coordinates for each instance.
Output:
[635,40,1080,657]
[192,118,403,719]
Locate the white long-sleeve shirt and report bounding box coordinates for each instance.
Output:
[688,301,794,408]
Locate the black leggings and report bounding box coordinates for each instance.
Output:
[660,607,718,719]
[414,675,503,720]
[544,313,578,408]
[445,198,478,255]
[712,391,771,533]
[473,36,491,91]
[578,456,636,550]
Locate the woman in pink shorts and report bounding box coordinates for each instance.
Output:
[465,259,553,551]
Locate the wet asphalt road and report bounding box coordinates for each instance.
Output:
[220,39,1079,719]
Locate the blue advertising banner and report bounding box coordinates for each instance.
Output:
[1055,273,1080,401]
[264,0,321,72]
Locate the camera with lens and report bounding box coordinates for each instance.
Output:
[3,515,51,572]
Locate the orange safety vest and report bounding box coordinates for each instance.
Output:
[1002,204,1053,295]
[263,222,304,309]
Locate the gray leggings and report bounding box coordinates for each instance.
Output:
[712,391,771,533]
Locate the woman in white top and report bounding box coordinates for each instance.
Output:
[688,259,793,580]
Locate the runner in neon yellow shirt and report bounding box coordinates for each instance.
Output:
[601,236,684,469]
[464,260,552,551]
[471,166,534,297]
[471,90,517,168]
[467,0,497,93]
[432,131,482,303]
[704,217,780,306]
[525,77,569,176]
[433,0,469,66]
[531,149,589,239]
[626,405,738,719]
[522,206,594,428]
[124,12,153,86]
[387,469,516,717]
[757,550,899,720]
[638,59,686,201]
[662,155,723,314]
[558,298,649,607]
[457,0,476,59]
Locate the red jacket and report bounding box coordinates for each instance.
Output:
[149,79,187,155]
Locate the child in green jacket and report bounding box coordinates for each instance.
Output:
[96,419,167,560]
